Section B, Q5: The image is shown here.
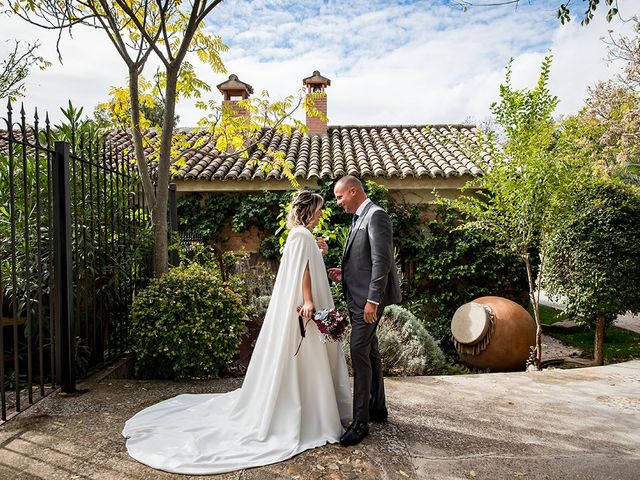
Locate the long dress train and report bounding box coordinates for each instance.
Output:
[122,226,352,474]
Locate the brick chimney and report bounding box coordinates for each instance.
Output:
[217,74,253,117]
[302,70,331,136]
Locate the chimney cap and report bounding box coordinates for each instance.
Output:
[217,74,254,96]
[303,70,331,87]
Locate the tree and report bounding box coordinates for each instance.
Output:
[452,0,622,25]
[94,71,181,129]
[545,179,640,365]
[8,0,318,276]
[605,15,640,91]
[561,81,640,185]
[7,0,222,276]
[559,18,640,186]
[438,55,580,369]
[0,40,50,100]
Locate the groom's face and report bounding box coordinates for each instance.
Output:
[334,184,358,214]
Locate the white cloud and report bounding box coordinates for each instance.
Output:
[2,0,640,127]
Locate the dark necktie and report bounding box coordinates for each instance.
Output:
[348,214,359,244]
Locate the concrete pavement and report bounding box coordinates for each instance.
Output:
[1,361,638,479]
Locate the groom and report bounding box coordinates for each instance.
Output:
[328,175,401,446]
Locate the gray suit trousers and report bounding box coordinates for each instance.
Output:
[348,302,386,422]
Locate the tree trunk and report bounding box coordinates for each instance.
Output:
[594,315,606,366]
[524,254,542,370]
[128,66,156,211]
[151,65,179,277]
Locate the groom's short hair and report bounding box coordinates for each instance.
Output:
[336,175,364,192]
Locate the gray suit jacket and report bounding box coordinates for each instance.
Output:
[342,201,402,315]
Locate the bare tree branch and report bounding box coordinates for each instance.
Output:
[0,40,50,100]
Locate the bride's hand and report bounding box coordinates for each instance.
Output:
[300,301,314,320]
[315,237,328,256]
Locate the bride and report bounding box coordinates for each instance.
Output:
[123,190,352,474]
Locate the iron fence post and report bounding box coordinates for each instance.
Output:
[169,183,179,267]
[52,141,76,393]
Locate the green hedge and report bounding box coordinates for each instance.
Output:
[546,178,640,324]
[130,263,247,379]
[177,191,290,259]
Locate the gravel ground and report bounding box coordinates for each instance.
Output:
[540,334,583,362]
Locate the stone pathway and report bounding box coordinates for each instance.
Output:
[615,312,640,335]
[1,361,639,479]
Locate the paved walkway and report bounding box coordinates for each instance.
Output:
[1,361,639,479]
[539,291,640,335]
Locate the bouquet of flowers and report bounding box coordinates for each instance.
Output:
[295,307,350,356]
[311,308,350,342]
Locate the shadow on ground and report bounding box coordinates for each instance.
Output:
[1,361,639,479]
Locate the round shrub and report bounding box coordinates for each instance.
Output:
[545,178,640,365]
[130,263,247,379]
[343,305,447,376]
[378,305,447,375]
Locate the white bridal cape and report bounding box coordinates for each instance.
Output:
[122,227,352,474]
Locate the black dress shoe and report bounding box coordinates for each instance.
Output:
[369,407,388,423]
[340,420,369,446]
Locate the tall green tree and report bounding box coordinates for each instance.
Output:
[441,55,579,369]
[545,179,640,365]
[7,0,317,276]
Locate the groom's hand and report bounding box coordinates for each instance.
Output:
[364,302,378,324]
[327,268,342,283]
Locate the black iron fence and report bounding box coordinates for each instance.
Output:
[0,102,152,422]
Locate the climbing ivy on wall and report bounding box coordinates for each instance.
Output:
[176,191,292,258]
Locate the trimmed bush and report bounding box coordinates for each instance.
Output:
[545,178,640,365]
[378,305,447,375]
[249,295,271,321]
[130,263,247,379]
[344,305,447,376]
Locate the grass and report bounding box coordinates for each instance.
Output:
[535,304,640,364]
[536,304,568,325]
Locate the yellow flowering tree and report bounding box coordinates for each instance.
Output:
[7,0,322,276]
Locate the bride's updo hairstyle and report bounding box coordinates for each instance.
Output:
[287,190,324,229]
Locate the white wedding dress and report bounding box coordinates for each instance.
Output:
[122,226,352,474]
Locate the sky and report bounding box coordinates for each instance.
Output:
[2,0,640,127]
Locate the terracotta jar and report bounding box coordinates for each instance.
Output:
[450,296,535,371]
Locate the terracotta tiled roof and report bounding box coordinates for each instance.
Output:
[0,129,37,152]
[105,124,487,181]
